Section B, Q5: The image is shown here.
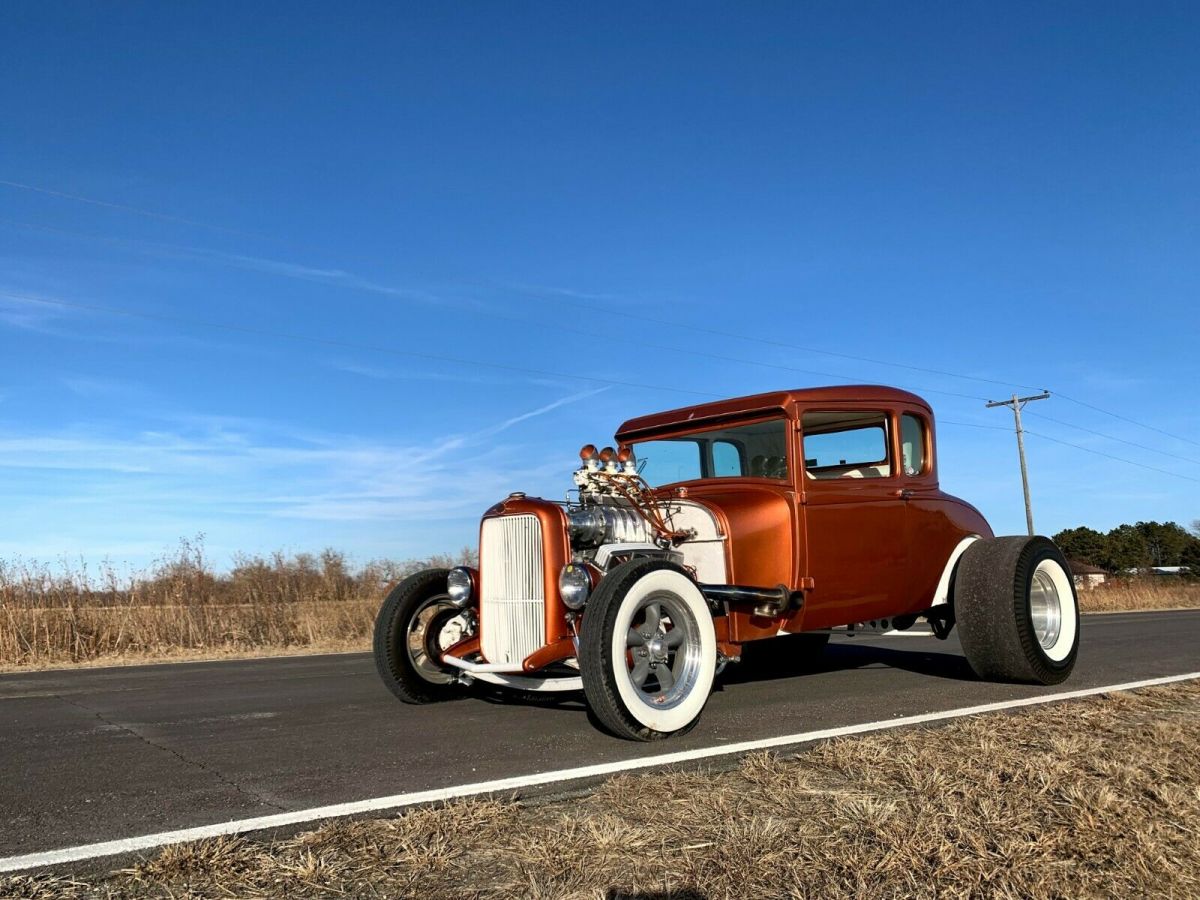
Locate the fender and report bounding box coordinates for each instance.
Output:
[929,535,981,607]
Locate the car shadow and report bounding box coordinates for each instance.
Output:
[606,890,705,900]
[473,685,589,711]
[471,636,977,712]
[718,639,978,687]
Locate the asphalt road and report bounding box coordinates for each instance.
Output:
[2,610,1197,862]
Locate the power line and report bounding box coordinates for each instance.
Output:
[0,292,721,400]
[11,291,1197,490]
[940,420,1016,431]
[1054,392,1200,450]
[3,283,988,406]
[474,303,992,403]
[943,417,1200,484]
[8,180,1195,450]
[0,178,1046,397]
[518,285,1047,394]
[1023,429,1200,485]
[0,216,990,403]
[0,179,263,240]
[1025,409,1200,466]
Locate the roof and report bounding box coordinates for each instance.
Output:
[616,385,932,439]
[1067,559,1107,576]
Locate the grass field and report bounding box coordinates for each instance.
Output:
[6,680,1198,898]
[2,540,1196,670]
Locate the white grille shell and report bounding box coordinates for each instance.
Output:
[480,515,546,665]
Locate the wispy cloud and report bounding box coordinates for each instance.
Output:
[0,389,600,546]
[5,216,446,307]
[0,178,262,238]
[325,359,568,389]
[60,376,151,400]
[0,291,70,333]
[473,386,609,439]
[179,246,444,305]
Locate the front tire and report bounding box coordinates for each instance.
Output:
[373,569,470,704]
[579,559,718,741]
[954,536,1080,684]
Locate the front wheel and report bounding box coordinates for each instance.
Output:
[373,569,472,703]
[579,559,718,741]
[953,536,1080,684]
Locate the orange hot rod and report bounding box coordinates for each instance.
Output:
[374,386,1080,740]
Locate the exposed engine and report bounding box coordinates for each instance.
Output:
[564,444,701,565]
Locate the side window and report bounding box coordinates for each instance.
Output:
[801,411,892,480]
[635,439,702,485]
[712,440,742,477]
[901,414,926,476]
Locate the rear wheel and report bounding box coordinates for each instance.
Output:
[953,536,1079,684]
[373,569,472,703]
[579,559,717,741]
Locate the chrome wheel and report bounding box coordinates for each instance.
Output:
[1029,565,1063,650]
[622,590,704,711]
[406,595,470,685]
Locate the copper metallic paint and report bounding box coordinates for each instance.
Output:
[521,638,576,673]
[442,634,480,663]
[616,386,992,639]
[473,386,994,673]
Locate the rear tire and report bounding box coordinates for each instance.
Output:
[373,569,469,704]
[953,536,1079,684]
[579,559,717,741]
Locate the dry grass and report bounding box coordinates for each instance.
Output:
[6,681,1199,899]
[1076,578,1200,613]
[0,539,474,669]
[1,538,1194,670]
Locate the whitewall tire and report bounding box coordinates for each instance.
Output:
[954,536,1080,684]
[579,559,717,740]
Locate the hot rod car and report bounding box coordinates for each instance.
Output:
[374,386,1080,740]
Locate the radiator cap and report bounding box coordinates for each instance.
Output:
[508,491,526,499]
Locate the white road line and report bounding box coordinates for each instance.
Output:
[2,670,1197,874]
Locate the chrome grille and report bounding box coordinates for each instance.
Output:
[480,515,546,665]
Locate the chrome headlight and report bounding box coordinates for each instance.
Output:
[446,567,474,608]
[559,564,591,611]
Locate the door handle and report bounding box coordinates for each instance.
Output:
[894,488,913,500]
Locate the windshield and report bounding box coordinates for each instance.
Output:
[630,418,790,487]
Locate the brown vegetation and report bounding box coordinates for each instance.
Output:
[0,538,1194,670]
[1075,577,1200,613]
[0,538,474,670]
[7,680,1199,898]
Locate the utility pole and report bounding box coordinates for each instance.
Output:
[986,391,1051,536]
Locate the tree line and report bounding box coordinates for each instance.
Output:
[1053,520,1200,574]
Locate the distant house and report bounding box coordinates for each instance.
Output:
[1123,566,1193,577]
[1068,560,1107,589]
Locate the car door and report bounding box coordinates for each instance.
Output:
[796,408,908,629]
[896,407,960,611]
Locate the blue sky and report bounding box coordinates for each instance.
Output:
[2,2,1197,570]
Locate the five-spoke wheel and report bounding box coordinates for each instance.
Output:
[579,559,717,741]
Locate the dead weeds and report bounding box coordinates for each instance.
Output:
[5,681,1198,899]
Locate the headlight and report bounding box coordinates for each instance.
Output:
[446,567,474,607]
[559,564,591,611]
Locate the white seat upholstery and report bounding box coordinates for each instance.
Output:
[806,464,890,480]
